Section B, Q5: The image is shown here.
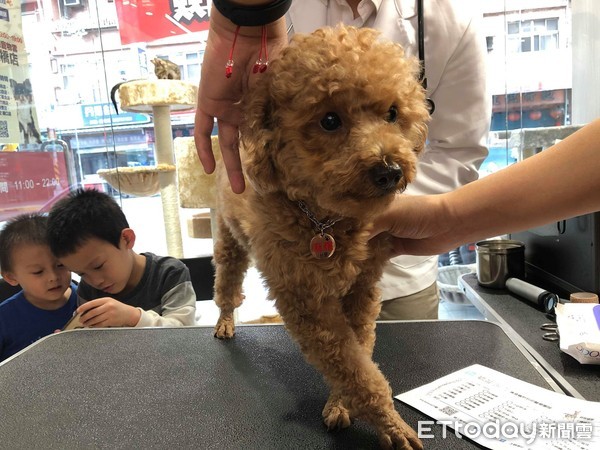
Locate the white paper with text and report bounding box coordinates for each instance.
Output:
[396,364,600,449]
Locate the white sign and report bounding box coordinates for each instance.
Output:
[0,0,42,147]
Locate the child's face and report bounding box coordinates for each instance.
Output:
[2,243,72,308]
[59,234,137,296]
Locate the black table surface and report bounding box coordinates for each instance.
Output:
[0,321,555,449]
[460,272,600,401]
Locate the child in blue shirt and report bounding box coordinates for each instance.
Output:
[0,214,77,362]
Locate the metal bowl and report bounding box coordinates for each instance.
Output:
[475,239,525,289]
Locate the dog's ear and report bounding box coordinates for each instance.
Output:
[241,79,281,194]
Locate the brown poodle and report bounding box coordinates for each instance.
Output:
[213,26,429,449]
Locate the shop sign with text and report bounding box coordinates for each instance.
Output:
[115,0,211,45]
[81,103,150,127]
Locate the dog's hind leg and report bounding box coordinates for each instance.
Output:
[213,216,249,339]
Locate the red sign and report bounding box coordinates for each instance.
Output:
[0,152,70,222]
[115,0,211,46]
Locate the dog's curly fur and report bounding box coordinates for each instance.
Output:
[213,26,429,449]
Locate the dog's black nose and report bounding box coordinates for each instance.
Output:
[370,164,403,191]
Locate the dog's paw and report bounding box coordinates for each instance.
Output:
[214,316,235,339]
[378,418,423,450]
[322,398,352,430]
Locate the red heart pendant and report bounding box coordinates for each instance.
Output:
[310,233,336,259]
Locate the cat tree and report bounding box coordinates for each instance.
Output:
[97,80,197,258]
[174,135,221,240]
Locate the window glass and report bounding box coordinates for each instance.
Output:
[483,2,573,175]
[444,0,581,266]
[0,0,594,264]
[0,0,211,259]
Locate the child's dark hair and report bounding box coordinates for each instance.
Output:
[47,189,129,258]
[0,213,48,272]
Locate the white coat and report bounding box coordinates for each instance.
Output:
[287,0,491,299]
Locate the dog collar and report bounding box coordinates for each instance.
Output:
[297,201,341,259]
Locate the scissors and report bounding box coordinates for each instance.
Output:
[541,322,560,342]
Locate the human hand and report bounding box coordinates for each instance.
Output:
[77,297,141,328]
[369,194,461,257]
[194,8,287,193]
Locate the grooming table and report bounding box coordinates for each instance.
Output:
[0,321,558,449]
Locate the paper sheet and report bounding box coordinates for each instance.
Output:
[396,364,600,449]
[555,303,600,365]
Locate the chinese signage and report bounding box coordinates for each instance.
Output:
[81,103,150,127]
[75,131,148,149]
[0,0,42,147]
[0,151,69,221]
[115,0,211,46]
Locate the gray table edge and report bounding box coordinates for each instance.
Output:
[458,273,586,399]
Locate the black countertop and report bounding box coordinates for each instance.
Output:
[460,272,600,401]
[0,321,555,449]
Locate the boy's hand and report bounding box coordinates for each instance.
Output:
[77,298,141,328]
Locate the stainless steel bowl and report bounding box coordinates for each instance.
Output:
[476,240,525,289]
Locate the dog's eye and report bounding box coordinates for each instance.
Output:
[320,112,342,131]
[385,105,398,123]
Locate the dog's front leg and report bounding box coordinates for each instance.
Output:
[322,275,383,430]
[342,273,383,356]
[279,297,422,450]
[321,390,352,430]
[213,216,249,338]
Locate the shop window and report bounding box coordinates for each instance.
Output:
[507,17,559,53]
[507,93,520,104]
[0,0,586,262]
[60,63,75,91]
[185,52,201,81]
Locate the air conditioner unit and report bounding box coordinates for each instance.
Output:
[63,0,81,6]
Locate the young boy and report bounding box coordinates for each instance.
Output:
[0,214,77,362]
[47,189,196,328]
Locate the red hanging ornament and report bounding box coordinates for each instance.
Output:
[227,25,269,78]
[225,26,240,78]
[507,112,521,122]
[549,108,562,120]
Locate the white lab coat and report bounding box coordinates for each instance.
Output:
[288,0,491,299]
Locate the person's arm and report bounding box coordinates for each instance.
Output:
[135,282,197,327]
[0,321,6,362]
[76,281,141,327]
[77,297,141,327]
[76,285,196,328]
[194,2,288,194]
[372,119,600,257]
